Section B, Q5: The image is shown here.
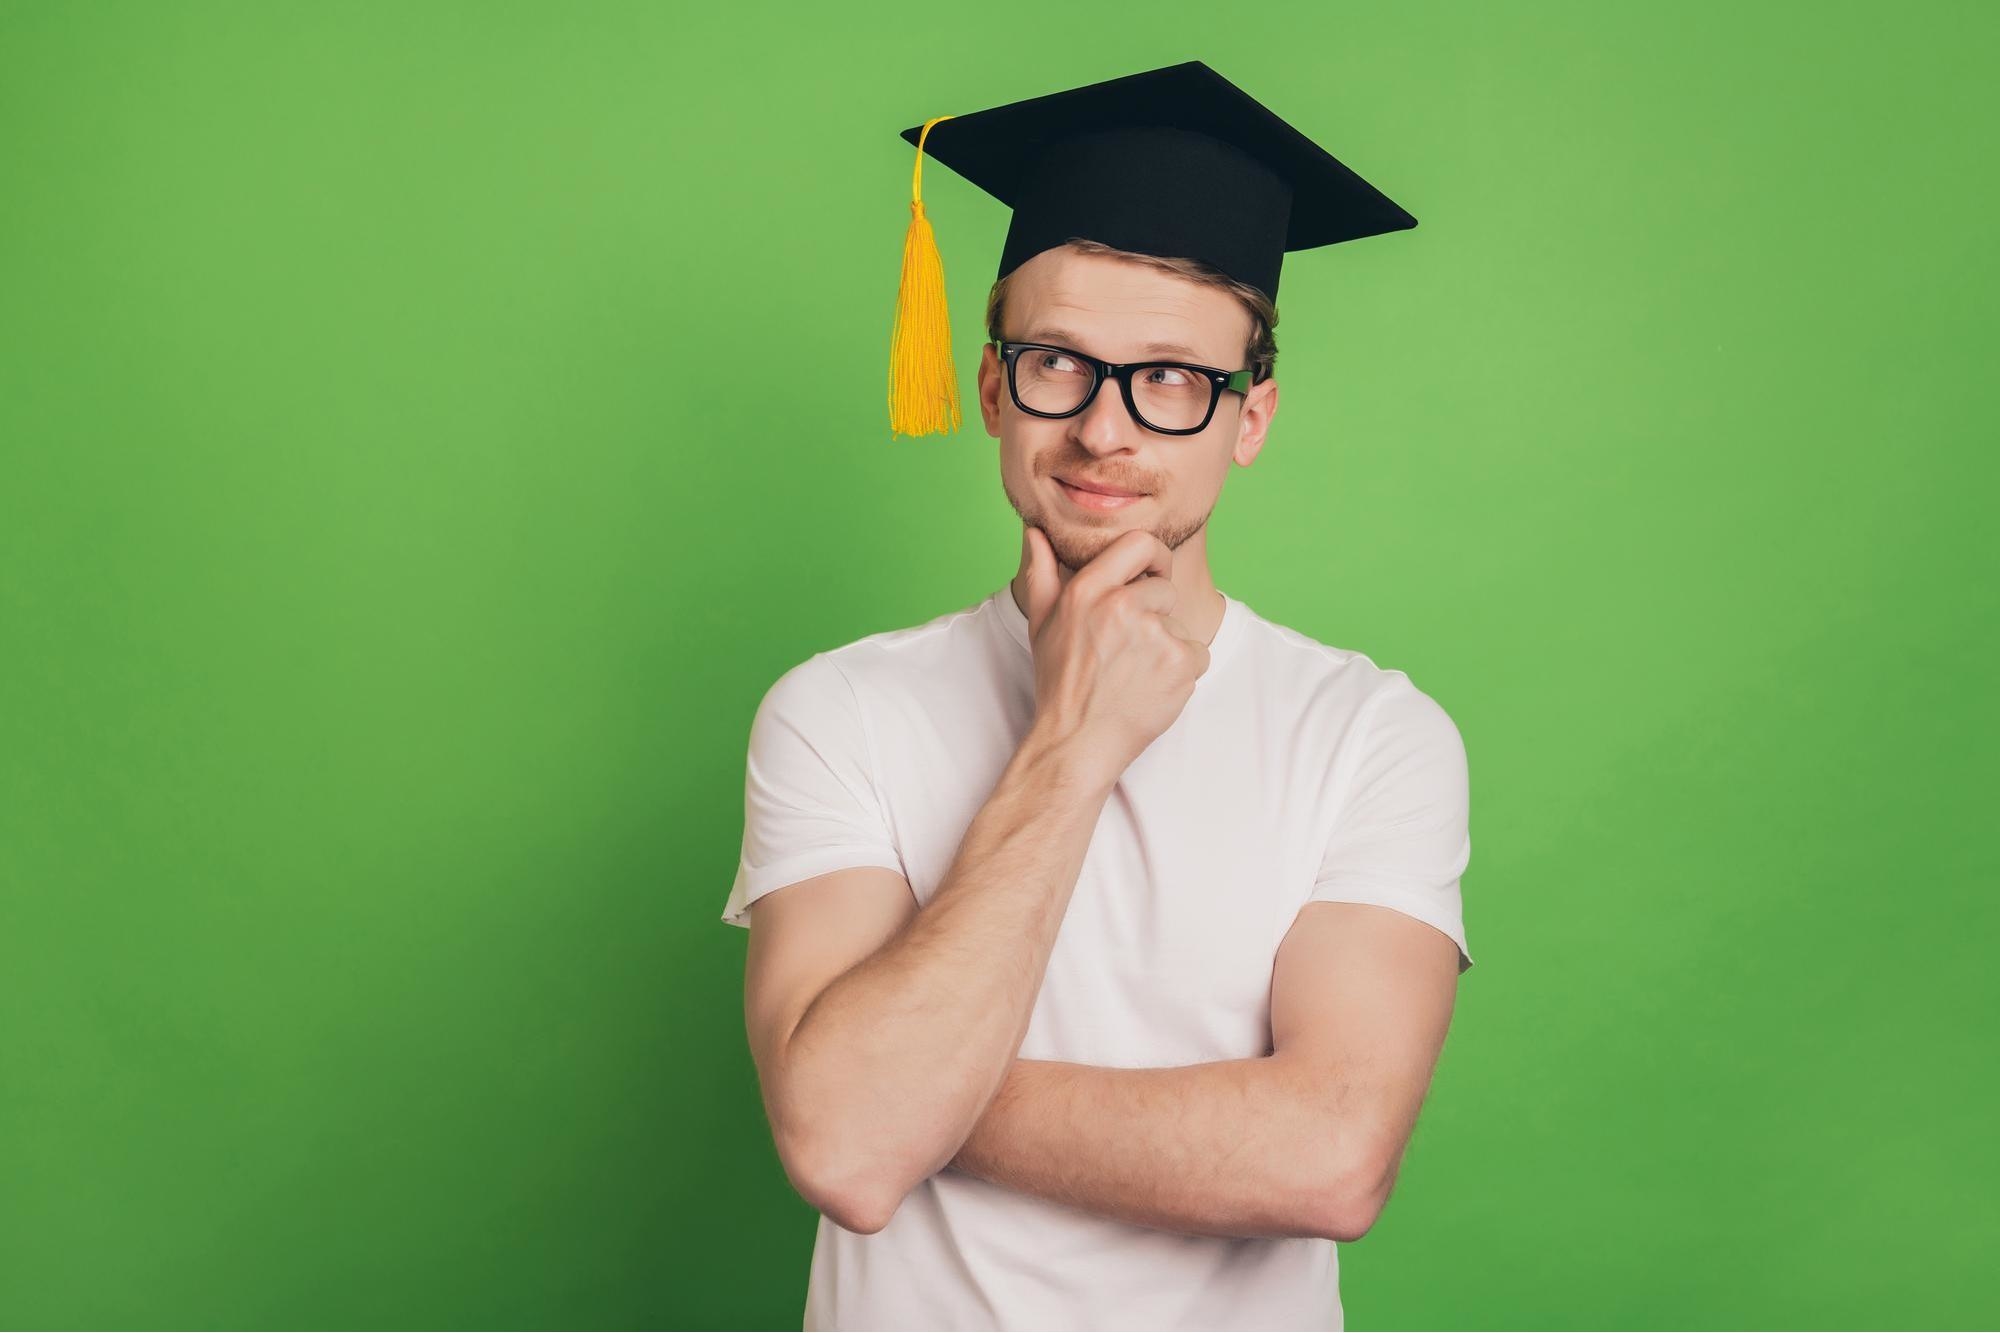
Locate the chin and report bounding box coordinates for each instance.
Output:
[1004,474,1173,570]
[1046,523,1137,572]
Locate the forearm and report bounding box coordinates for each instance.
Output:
[776,727,1116,1222]
[945,1052,1347,1240]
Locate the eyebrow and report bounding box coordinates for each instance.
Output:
[1020,327,1209,362]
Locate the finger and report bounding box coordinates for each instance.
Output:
[1022,525,1060,641]
[1070,528,1173,601]
[1152,612,1208,676]
[1115,573,1179,620]
[1157,617,1212,676]
[1186,637,1211,678]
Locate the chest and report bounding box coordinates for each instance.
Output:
[881,676,1330,1066]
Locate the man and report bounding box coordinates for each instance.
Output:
[721,61,1473,1331]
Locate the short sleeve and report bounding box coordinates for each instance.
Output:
[1308,680,1474,973]
[720,652,906,929]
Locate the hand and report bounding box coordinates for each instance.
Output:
[1017,524,1210,781]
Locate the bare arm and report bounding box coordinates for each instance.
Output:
[945,1053,1336,1239]
[745,526,1206,1235]
[752,727,1114,1235]
[946,900,1461,1242]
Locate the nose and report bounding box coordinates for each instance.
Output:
[1071,376,1142,456]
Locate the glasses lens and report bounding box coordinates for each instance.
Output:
[1131,365,1215,431]
[1013,347,1095,415]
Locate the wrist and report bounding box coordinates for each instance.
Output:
[1013,721,1120,798]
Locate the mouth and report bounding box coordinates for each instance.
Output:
[1056,475,1148,512]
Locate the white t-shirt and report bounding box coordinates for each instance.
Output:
[723,583,1472,1332]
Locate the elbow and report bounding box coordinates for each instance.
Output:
[775,1128,909,1236]
[1313,1149,1396,1242]
[813,1176,905,1238]
[1317,1187,1387,1244]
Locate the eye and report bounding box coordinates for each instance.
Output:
[1036,352,1085,375]
[1143,366,1195,386]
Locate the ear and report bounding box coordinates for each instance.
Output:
[1231,376,1279,466]
[977,341,1003,437]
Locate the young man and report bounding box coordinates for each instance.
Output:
[721,61,1473,1331]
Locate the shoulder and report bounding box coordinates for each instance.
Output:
[1231,601,1458,729]
[757,593,1001,714]
[817,595,994,681]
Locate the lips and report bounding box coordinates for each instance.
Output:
[1057,475,1145,497]
[1056,477,1147,512]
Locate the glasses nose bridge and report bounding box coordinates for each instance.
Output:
[1074,359,1145,442]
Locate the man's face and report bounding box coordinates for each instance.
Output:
[978,246,1279,573]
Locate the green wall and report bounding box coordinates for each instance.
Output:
[3,2,1993,1328]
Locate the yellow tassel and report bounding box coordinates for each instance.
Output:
[888,115,962,438]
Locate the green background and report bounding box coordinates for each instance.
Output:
[3,1,1994,1328]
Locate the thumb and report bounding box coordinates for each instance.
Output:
[1022,525,1059,641]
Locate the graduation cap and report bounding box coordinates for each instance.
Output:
[887,59,1418,438]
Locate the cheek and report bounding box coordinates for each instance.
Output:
[997,443,1049,503]
[997,438,1032,481]
[1002,427,1062,478]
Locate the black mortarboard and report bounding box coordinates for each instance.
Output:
[886,60,1418,438]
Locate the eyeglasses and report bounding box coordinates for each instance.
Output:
[992,339,1254,436]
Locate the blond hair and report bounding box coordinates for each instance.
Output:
[984,237,1279,384]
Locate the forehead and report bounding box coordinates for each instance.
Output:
[1005,247,1251,365]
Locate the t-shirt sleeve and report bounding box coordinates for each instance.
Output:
[1307,679,1474,973]
[720,652,906,929]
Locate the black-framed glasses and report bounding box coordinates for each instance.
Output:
[992,339,1254,436]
